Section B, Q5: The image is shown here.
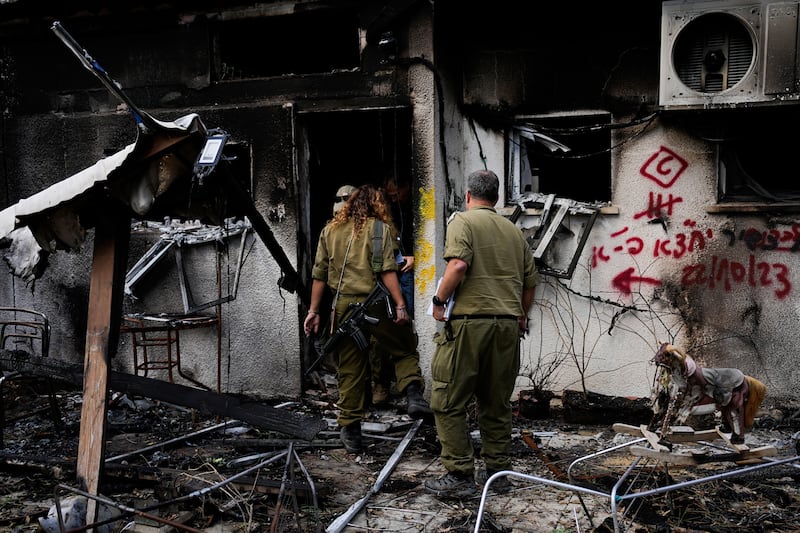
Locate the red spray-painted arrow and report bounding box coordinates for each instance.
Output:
[612,267,661,295]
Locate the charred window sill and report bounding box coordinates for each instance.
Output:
[707,203,800,214]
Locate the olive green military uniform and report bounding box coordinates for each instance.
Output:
[430,205,539,475]
[312,218,425,427]
[369,222,408,403]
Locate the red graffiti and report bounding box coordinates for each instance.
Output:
[591,245,610,267]
[625,237,644,254]
[681,254,791,299]
[599,220,794,297]
[653,228,713,259]
[613,237,645,255]
[612,267,662,295]
[606,227,645,257]
[640,146,688,188]
[634,191,683,219]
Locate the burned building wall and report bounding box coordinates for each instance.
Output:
[0,113,136,360]
[0,0,428,397]
[425,0,800,404]
[0,102,305,398]
[3,0,798,408]
[0,2,413,400]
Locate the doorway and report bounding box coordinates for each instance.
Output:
[296,106,413,373]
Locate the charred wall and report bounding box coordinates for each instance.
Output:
[0,1,414,398]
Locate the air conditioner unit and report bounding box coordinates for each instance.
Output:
[660,0,800,108]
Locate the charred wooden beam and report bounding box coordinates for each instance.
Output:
[109,372,326,441]
[0,451,74,475]
[0,351,326,441]
[0,350,83,385]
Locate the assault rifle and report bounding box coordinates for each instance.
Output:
[306,280,393,375]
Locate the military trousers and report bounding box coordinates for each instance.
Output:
[430,316,521,475]
[333,294,424,426]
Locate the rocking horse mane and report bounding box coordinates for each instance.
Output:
[652,342,696,377]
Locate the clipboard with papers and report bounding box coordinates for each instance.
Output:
[426,278,455,320]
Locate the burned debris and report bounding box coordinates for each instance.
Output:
[0,20,324,530]
[2,375,800,532]
[0,9,798,533]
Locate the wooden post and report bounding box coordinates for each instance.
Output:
[76,207,129,529]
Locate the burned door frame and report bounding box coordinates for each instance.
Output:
[291,103,414,375]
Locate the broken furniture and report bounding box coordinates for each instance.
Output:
[121,313,221,392]
[0,307,50,355]
[618,423,777,464]
[474,423,799,533]
[0,307,61,446]
[121,220,252,393]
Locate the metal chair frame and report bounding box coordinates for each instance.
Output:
[0,307,59,446]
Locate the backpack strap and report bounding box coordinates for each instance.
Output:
[372,220,384,273]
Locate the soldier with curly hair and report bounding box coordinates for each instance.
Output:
[304,184,431,453]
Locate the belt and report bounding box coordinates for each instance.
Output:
[449,314,517,320]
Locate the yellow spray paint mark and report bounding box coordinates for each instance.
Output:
[416,186,438,294]
[417,239,434,264]
[418,265,436,294]
[417,246,436,294]
[419,186,436,221]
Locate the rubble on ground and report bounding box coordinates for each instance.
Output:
[0,374,799,532]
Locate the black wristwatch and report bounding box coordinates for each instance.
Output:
[432,294,447,306]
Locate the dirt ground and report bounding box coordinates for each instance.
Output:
[1,373,800,533]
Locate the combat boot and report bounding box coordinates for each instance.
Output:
[340,421,362,453]
[424,470,478,499]
[405,382,433,421]
[476,468,513,494]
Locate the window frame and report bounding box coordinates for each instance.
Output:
[681,106,800,214]
[506,112,613,279]
[507,111,613,204]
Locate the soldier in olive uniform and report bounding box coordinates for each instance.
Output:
[425,170,539,498]
[304,184,431,453]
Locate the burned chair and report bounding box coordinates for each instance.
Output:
[0,307,61,446]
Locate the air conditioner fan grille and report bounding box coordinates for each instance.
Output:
[673,13,754,93]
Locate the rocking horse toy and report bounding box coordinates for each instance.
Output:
[651,342,766,444]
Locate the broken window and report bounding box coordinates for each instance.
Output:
[507,112,611,278]
[716,107,800,206]
[508,112,612,203]
[509,193,601,279]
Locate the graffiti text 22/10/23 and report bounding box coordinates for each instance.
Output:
[681,254,791,299]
